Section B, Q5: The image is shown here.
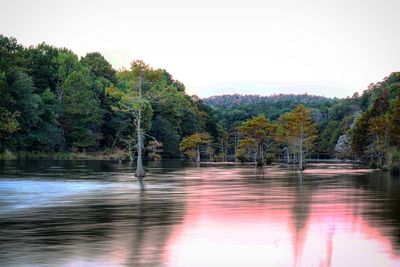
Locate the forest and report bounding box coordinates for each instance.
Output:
[1,35,399,175]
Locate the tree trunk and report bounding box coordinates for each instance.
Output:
[299,135,304,170]
[221,140,223,160]
[234,130,238,162]
[128,140,133,162]
[286,147,290,164]
[196,145,200,163]
[135,78,145,178]
[111,128,121,150]
[257,142,263,167]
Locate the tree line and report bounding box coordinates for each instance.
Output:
[1,34,399,175]
[180,104,317,171]
[203,74,400,174]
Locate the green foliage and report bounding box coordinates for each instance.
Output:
[150,115,180,158]
[0,35,24,71]
[22,43,60,93]
[81,52,116,83]
[61,70,102,150]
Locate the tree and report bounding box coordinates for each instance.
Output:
[81,52,116,83]
[0,35,24,72]
[28,88,63,151]
[236,137,257,163]
[134,76,146,177]
[0,107,19,150]
[335,134,352,160]
[238,115,276,167]
[61,70,102,151]
[180,133,211,163]
[389,98,400,147]
[367,115,390,165]
[1,68,42,150]
[107,68,153,177]
[279,105,317,170]
[22,43,60,94]
[150,115,180,158]
[146,140,163,161]
[54,51,83,104]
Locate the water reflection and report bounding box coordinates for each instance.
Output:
[164,165,400,267]
[0,161,399,266]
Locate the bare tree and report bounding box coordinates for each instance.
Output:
[135,76,145,177]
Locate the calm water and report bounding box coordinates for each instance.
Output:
[0,160,399,267]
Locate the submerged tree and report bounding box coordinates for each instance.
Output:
[134,77,146,177]
[279,105,317,170]
[180,132,211,163]
[238,115,276,167]
[106,73,153,177]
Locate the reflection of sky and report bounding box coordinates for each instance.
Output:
[0,180,142,213]
[163,168,400,267]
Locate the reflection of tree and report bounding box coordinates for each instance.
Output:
[325,226,335,267]
[289,172,312,267]
[352,172,400,248]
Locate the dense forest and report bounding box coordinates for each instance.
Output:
[0,35,399,174]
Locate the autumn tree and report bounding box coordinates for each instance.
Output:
[238,115,276,167]
[279,105,317,170]
[146,140,163,161]
[180,132,211,163]
[389,98,400,147]
[367,115,390,165]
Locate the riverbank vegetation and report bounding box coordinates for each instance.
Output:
[1,35,399,174]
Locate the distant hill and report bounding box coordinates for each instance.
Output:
[203,93,337,110]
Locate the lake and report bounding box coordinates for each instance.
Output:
[0,160,399,267]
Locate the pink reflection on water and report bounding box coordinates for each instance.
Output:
[164,168,400,267]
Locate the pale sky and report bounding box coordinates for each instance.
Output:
[1,0,400,98]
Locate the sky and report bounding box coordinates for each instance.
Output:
[1,0,400,98]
